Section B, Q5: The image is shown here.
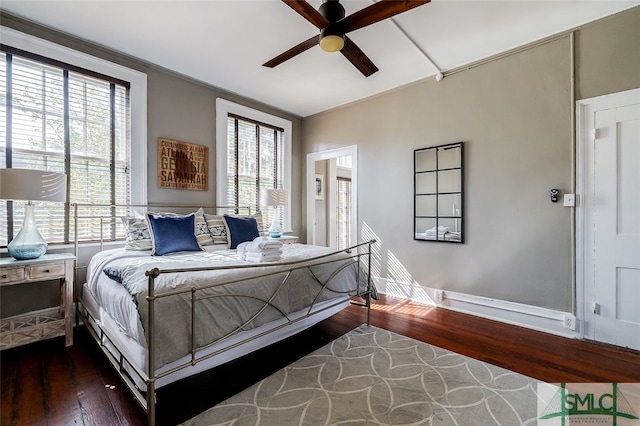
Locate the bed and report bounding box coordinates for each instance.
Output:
[73,204,375,425]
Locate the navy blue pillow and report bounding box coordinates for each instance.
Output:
[223,215,260,249]
[146,212,202,256]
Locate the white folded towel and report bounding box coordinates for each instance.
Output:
[237,241,251,253]
[243,236,283,252]
[245,250,282,259]
[251,247,282,255]
[244,251,282,263]
[238,247,282,258]
[425,226,449,235]
[237,240,281,252]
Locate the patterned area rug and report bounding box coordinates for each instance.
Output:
[182,324,541,425]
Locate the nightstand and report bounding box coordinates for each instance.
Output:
[0,253,75,350]
[272,235,298,244]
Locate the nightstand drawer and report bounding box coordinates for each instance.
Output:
[0,267,25,285]
[28,263,65,280]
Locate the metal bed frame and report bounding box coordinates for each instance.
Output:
[72,204,375,426]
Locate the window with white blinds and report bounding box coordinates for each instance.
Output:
[336,176,352,250]
[215,99,292,233]
[226,114,284,230]
[0,46,131,246]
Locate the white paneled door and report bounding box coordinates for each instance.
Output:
[588,96,640,350]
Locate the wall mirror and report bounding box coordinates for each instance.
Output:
[414,142,464,243]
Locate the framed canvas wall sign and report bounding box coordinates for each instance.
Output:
[157,137,209,191]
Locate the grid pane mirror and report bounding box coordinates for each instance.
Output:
[414,142,464,243]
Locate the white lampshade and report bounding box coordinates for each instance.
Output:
[262,188,287,207]
[0,168,67,202]
[0,168,67,260]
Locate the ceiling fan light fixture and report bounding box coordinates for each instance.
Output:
[266,0,430,76]
[319,34,344,52]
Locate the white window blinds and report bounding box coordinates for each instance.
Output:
[337,177,352,250]
[226,114,284,229]
[1,47,131,246]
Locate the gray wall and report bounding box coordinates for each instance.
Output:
[145,70,305,223]
[301,7,640,312]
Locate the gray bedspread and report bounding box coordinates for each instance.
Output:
[91,244,371,369]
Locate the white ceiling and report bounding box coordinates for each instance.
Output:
[1,0,637,117]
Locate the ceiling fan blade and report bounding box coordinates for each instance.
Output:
[282,0,330,29]
[340,0,430,33]
[341,36,379,77]
[263,35,319,68]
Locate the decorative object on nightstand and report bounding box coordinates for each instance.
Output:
[0,168,67,260]
[262,188,287,238]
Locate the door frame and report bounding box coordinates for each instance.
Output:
[575,88,640,341]
[306,146,358,247]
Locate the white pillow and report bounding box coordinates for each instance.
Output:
[122,216,152,251]
[194,208,214,246]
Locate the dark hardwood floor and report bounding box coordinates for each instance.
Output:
[2,295,639,425]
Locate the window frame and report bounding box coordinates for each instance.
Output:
[0,26,147,246]
[215,98,292,231]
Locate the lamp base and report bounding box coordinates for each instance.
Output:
[7,203,47,260]
[8,241,47,260]
[268,218,283,239]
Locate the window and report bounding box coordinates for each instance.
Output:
[1,28,147,247]
[216,99,292,231]
[226,114,283,228]
[336,176,351,250]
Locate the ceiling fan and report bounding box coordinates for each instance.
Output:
[263,0,430,77]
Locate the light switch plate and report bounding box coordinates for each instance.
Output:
[564,194,575,207]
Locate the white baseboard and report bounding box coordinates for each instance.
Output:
[374,277,578,339]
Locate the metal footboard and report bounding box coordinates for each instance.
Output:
[142,240,375,426]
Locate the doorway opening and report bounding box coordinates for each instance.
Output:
[306,146,357,249]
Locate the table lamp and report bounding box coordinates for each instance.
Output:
[0,168,67,260]
[262,188,287,238]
